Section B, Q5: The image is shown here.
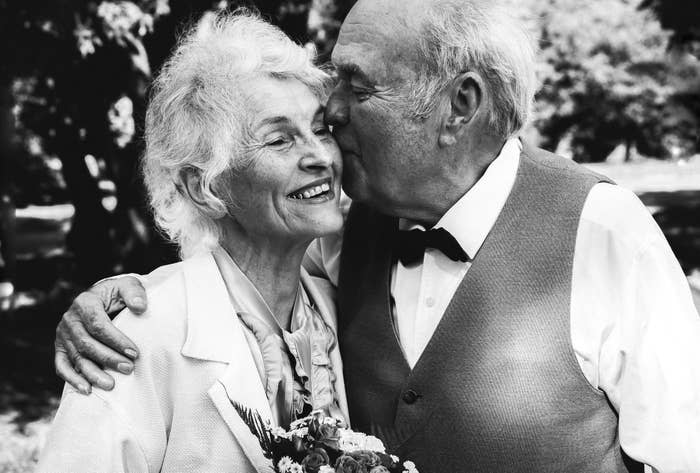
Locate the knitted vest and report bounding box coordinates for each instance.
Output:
[337,145,642,473]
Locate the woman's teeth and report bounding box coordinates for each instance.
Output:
[290,183,331,200]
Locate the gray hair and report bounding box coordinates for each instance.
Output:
[405,0,538,139]
[142,9,330,258]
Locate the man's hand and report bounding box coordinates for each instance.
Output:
[55,276,147,394]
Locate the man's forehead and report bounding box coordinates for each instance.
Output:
[341,0,427,29]
[331,0,424,78]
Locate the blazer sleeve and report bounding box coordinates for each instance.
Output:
[37,387,152,473]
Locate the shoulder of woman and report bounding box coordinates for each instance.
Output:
[113,260,190,354]
[113,253,230,358]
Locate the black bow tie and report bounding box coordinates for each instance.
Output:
[395,228,469,266]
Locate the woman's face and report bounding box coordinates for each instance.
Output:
[221,76,344,243]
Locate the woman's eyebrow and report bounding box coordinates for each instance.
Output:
[313,105,326,120]
[257,116,291,128]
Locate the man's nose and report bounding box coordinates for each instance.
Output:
[325,87,350,127]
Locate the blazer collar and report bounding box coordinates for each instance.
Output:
[180,253,239,364]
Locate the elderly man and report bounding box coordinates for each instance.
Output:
[55,0,700,471]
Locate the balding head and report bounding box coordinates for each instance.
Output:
[342,0,538,138]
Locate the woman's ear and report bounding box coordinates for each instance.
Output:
[180,167,225,218]
[181,167,206,206]
[438,72,484,148]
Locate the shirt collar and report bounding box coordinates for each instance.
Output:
[399,138,521,259]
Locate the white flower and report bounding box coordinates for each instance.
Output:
[319,466,335,473]
[154,0,170,17]
[77,38,96,57]
[338,430,363,452]
[402,460,419,473]
[289,462,303,473]
[363,435,386,453]
[322,416,342,426]
[390,454,399,463]
[269,426,287,438]
[338,430,387,453]
[277,456,293,473]
[289,426,308,438]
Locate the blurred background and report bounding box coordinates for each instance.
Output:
[0,0,698,470]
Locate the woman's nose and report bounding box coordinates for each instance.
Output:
[299,140,334,170]
[325,87,350,127]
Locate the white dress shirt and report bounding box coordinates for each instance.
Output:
[304,138,700,473]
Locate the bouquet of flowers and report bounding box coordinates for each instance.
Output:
[232,404,419,473]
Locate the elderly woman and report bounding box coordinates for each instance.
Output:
[38,11,348,473]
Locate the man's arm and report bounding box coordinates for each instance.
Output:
[573,184,700,471]
[55,275,147,393]
[604,235,700,471]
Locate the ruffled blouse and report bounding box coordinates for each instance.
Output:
[212,246,344,428]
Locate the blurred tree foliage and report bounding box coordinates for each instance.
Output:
[641,0,700,53]
[0,0,351,282]
[0,0,697,282]
[509,0,700,162]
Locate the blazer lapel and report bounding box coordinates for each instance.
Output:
[206,318,275,473]
[205,295,275,473]
[207,358,275,473]
[179,253,274,472]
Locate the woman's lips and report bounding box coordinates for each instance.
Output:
[287,178,333,201]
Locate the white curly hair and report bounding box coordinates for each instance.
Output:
[142,9,330,258]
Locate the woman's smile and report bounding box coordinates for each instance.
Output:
[287,177,335,203]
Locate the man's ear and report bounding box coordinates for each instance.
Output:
[438,72,484,148]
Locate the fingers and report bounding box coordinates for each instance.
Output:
[70,291,139,360]
[94,276,147,315]
[55,348,91,395]
[63,310,133,375]
[63,336,115,391]
[73,320,135,374]
[56,317,124,392]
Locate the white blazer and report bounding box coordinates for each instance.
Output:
[38,253,349,473]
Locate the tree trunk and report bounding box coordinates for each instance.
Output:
[0,80,17,288]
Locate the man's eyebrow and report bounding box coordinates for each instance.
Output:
[335,63,371,83]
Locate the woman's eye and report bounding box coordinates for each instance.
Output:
[266,136,291,147]
[314,126,331,137]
